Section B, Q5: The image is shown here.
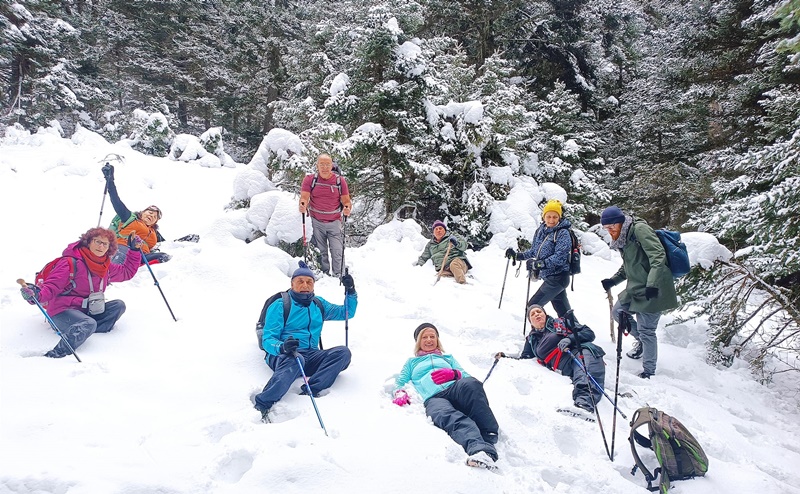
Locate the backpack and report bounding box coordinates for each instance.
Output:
[109,214,137,239]
[34,257,78,308]
[631,227,691,278]
[629,407,709,493]
[255,291,325,351]
[310,172,342,195]
[555,227,581,290]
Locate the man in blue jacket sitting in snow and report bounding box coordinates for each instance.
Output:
[253,261,357,422]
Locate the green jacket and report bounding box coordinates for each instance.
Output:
[610,220,679,313]
[417,234,470,271]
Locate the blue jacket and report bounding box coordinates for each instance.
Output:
[395,353,471,402]
[262,291,357,357]
[519,219,572,278]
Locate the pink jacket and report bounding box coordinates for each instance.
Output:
[38,241,141,316]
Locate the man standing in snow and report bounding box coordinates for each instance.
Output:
[253,261,357,422]
[416,220,471,284]
[298,154,352,277]
[599,206,678,379]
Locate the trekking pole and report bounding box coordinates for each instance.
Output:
[564,349,627,419]
[343,266,350,348]
[293,351,328,436]
[433,241,454,286]
[522,267,533,335]
[606,289,616,343]
[16,279,81,363]
[339,216,347,283]
[142,258,177,321]
[96,154,124,226]
[569,348,612,461]
[97,182,108,227]
[610,318,625,460]
[302,213,309,264]
[483,356,500,383]
[498,257,513,309]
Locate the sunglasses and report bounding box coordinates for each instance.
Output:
[143,206,162,219]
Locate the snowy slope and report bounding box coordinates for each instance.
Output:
[1,126,799,494]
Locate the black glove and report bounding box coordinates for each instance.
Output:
[504,248,516,259]
[102,163,114,180]
[280,337,299,355]
[526,258,535,271]
[341,273,356,294]
[645,286,659,300]
[534,259,545,269]
[449,237,458,247]
[601,278,615,291]
[127,233,142,251]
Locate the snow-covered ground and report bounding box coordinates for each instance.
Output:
[1,125,799,494]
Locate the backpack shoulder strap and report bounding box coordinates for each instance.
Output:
[629,407,660,490]
[280,291,291,325]
[310,173,319,191]
[312,297,325,319]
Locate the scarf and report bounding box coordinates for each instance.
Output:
[289,290,315,307]
[609,215,634,251]
[416,349,443,357]
[79,247,111,279]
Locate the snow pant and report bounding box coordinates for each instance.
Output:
[612,300,661,375]
[424,377,499,461]
[254,346,351,411]
[561,349,606,409]
[440,258,468,284]
[112,245,170,265]
[528,271,572,318]
[48,300,126,356]
[310,217,344,276]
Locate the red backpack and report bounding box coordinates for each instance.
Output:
[35,257,77,307]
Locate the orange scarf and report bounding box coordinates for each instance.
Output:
[79,247,110,279]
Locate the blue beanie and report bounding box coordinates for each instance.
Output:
[432,220,447,232]
[292,261,315,280]
[600,206,626,225]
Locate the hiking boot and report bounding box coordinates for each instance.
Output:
[466,451,497,471]
[299,384,316,397]
[574,401,595,413]
[626,340,643,359]
[638,371,654,379]
[482,432,499,445]
[44,349,68,358]
[253,404,270,423]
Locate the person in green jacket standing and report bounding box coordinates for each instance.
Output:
[416,220,471,284]
[599,206,678,379]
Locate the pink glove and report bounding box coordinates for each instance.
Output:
[393,390,410,406]
[430,368,462,385]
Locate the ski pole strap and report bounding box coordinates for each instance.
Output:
[543,348,564,369]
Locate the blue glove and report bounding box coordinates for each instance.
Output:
[558,338,571,352]
[645,287,659,300]
[449,237,458,247]
[280,337,299,355]
[341,273,356,294]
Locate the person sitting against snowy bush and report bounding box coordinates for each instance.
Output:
[505,199,573,317]
[415,220,471,284]
[102,164,171,265]
[392,323,500,470]
[253,261,357,422]
[495,305,606,413]
[19,227,142,358]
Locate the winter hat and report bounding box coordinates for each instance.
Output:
[413,323,439,341]
[432,220,447,232]
[528,304,546,316]
[292,261,315,280]
[541,199,563,218]
[600,206,626,225]
[317,154,333,166]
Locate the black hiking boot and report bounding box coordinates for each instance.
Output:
[299,384,316,397]
[638,371,654,379]
[574,401,595,413]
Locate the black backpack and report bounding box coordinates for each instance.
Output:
[555,227,581,290]
[255,291,325,351]
[629,407,709,493]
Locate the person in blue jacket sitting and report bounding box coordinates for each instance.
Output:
[392,323,500,470]
[253,261,357,422]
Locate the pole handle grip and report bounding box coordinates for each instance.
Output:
[17,278,27,287]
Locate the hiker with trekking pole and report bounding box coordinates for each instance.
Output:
[252,261,357,423]
[391,323,501,471]
[101,163,171,266]
[415,220,472,284]
[298,154,352,277]
[494,304,607,414]
[18,227,142,358]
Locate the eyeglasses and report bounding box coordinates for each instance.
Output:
[92,238,110,248]
[603,224,621,231]
[144,206,162,219]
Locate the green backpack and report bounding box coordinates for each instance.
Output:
[109,214,137,239]
[629,407,709,493]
